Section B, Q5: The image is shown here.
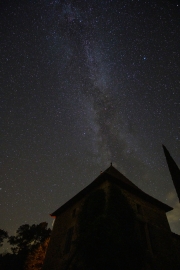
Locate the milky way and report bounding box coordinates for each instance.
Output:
[1,0,180,247]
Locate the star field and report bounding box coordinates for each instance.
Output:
[1,0,180,245]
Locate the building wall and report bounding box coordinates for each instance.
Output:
[43,180,110,270]
[116,185,177,269]
[43,180,180,270]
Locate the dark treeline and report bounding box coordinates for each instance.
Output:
[0,223,51,270]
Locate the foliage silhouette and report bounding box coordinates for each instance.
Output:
[0,229,8,247]
[0,222,51,270]
[25,237,50,270]
[8,222,51,255]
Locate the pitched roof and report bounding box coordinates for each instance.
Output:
[51,165,173,217]
[105,165,141,190]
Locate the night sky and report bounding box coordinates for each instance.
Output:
[1,0,180,245]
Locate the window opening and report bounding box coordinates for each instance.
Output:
[137,204,143,215]
[72,208,76,217]
[64,227,74,254]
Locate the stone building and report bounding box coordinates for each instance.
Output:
[43,165,180,270]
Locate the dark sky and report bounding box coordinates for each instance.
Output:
[1,0,180,246]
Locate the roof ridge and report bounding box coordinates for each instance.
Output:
[50,165,173,217]
[104,165,140,190]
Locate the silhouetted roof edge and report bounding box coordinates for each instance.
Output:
[51,166,173,217]
[172,232,180,239]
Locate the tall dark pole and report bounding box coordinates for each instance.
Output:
[162,145,180,202]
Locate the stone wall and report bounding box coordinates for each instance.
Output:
[112,184,177,269]
[43,180,109,270]
[43,180,180,270]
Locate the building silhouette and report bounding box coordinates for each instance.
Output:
[43,165,180,270]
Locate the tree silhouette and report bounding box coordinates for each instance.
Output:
[0,229,8,247]
[8,222,51,255]
[25,237,50,270]
[0,222,51,270]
